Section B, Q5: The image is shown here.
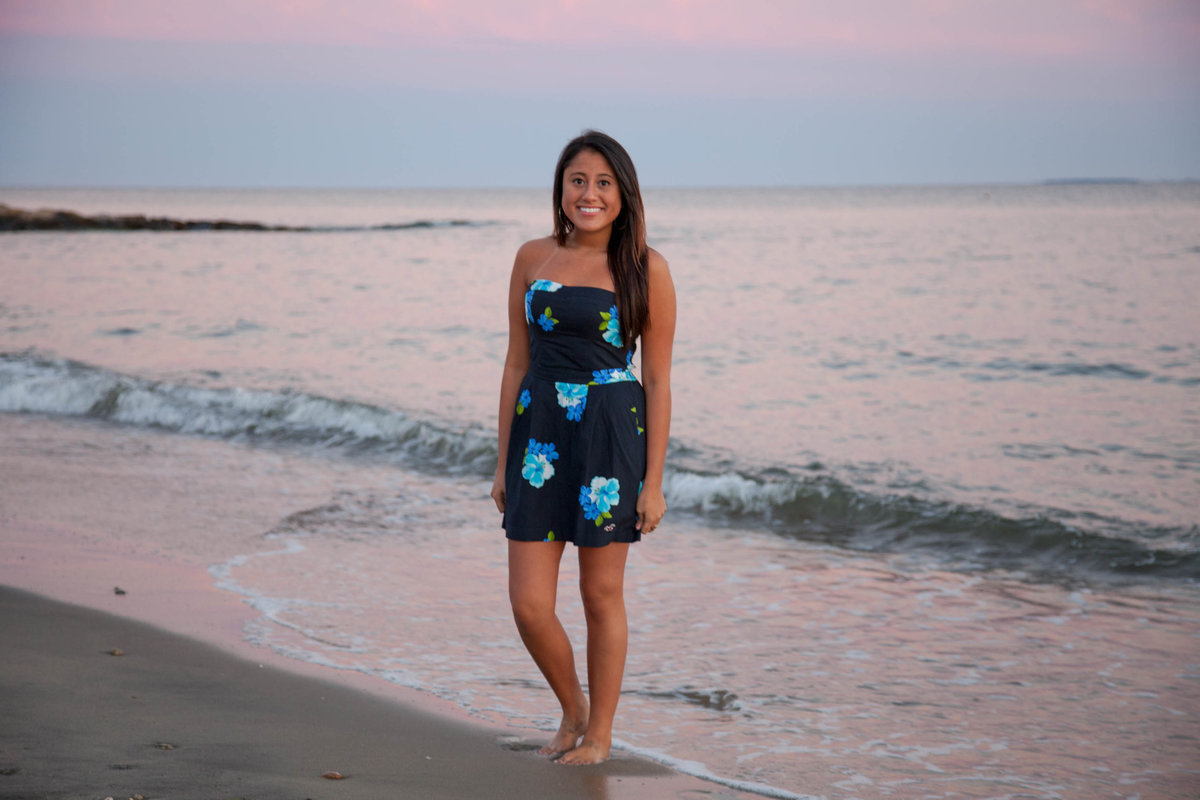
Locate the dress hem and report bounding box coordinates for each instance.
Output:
[503,524,641,548]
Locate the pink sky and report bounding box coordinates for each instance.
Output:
[1,0,1196,185]
[1,0,1196,58]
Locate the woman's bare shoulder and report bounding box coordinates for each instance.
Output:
[646,247,671,279]
[516,236,557,263]
[509,237,556,285]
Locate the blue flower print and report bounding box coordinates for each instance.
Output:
[591,368,636,385]
[521,439,559,488]
[599,305,623,347]
[537,307,558,331]
[516,388,531,415]
[579,476,621,526]
[555,382,588,422]
[578,486,598,519]
[525,280,562,324]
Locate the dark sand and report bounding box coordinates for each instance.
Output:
[0,586,729,799]
[0,415,757,799]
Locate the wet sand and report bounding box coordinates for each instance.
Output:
[0,413,749,799]
[0,586,717,799]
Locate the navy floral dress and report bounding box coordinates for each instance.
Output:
[503,280,646,547]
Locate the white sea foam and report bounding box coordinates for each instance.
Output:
[611,741,818,800]
[663,468,798,515]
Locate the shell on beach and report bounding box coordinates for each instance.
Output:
[322,770,345,779]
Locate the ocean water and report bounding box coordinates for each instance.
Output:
[2,184,1199,798]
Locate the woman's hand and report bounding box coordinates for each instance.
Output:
[490,470,506,513]
[635,485,666,534]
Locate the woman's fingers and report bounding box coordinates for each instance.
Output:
[636,499,666,533]
[490,475,506,513]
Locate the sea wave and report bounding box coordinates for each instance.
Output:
[3,351,1195,584]
[897,350,1200,387]
[0,351,495,473]
[662,469,1198,582]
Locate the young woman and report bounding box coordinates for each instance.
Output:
[490,130,675,765]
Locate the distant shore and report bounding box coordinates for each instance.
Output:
[1041,177,1142,185]
[0,203,474,232]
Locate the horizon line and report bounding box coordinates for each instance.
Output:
[4,177,1196,193]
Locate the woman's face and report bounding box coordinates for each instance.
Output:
[561,148,622,237]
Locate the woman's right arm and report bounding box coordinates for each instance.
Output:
[491,242,537,512]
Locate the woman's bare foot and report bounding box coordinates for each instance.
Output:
[555,738,611,765]
[538,713,589,757]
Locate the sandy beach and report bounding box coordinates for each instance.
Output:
[0,586,723,800]
[0,414,749,800]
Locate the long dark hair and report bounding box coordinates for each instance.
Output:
[552,130,649,350]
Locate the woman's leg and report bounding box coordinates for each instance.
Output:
[557,541,630,765]
[507,539,589,755]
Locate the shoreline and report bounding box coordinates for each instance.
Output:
[0,585,716,799]
[5,411,1200,798]
[0,413,754,798]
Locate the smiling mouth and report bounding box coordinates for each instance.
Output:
[578,206,603,214]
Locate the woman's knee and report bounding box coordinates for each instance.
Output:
[507,539,565,631]
[510,590,556,632]
[579,576,625,619]
[578,547,628,618]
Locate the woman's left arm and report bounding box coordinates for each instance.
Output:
[636,250,676,534]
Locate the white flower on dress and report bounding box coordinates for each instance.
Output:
[555,381,588,421]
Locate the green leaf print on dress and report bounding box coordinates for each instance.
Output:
[524,279,562,325]
[537,307,558,331]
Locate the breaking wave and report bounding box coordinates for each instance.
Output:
[3,352,1196,584]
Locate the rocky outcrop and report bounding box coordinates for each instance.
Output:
[0,204,295,232]
[0,204,477,232]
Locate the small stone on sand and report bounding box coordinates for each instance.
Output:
[322,770,345,779]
